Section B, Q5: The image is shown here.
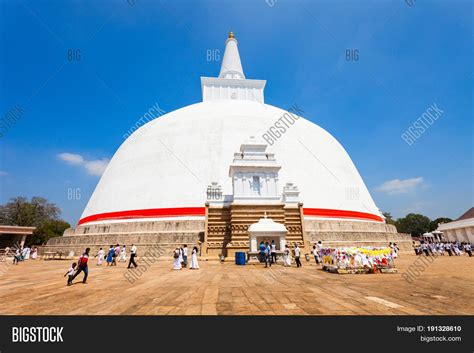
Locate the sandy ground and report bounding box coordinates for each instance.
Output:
[0,253,472,315]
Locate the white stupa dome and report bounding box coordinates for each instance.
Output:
[79,33,383,226]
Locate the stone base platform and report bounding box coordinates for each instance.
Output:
[43,219,205,257]
[43,218,412,258]
[44,233,202,258]
[305,219,412,251]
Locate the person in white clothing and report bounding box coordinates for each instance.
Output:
[453,244,461,256]
[22,246,30,260]
[173,248,182,270]
[119,245,127,262]
[190,246,199,269]
[316,241,323,253]
[312,245,319,265]
[393,243,399,258]
[96,247,105,266]
[283,244,292,267]
[294,243,302,267]
[64,262,77,286]
[270,240,277,264]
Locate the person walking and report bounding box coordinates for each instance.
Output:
[439,242,445,256]
[445,242,453,256]
[394,243,400,257]
[119,245,127,262]
[106,245,114,266]
[270,240,277,264]
[465,243,472,257]
[24,246,31,260]
[453,243,462,256]
[96,247,104,266]
[21,246,28,261]
[316,241,323,263]
[173,248,182,270]
[283,244,292,267]
[31,247,38,260]
[294,243,302,268]
[13,248,21,265]
[422,242,430,256]
[182,245,188,268]
[312,245,319,265]
[190,246,199,269]
[71,248,90,284]
[265,242,272,268]
[127,244,138,268]
[259,241,266,264]
[178,246,184,266]
[112,244,120,266]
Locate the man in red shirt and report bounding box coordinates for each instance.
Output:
[71,248,90,284]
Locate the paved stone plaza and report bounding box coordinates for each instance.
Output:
[0,254,472,315]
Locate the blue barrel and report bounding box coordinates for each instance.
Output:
[235,252,246,265]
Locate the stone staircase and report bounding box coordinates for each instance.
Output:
[205,203,305,257]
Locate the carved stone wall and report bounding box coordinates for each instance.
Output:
[305,219,412,251]
[44,219,205,256]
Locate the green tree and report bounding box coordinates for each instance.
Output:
[382,211,396,225]
[27,219,70,246]
[0,196,60,226]
[395,213,431,236]
[429,217,452,232]
[0,196,69,245]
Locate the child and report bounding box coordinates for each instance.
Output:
[65,262,77,286]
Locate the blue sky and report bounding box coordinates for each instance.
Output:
[0,0,472,226]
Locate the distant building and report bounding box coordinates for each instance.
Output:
[0,225,36,248]
[437,207,474,243]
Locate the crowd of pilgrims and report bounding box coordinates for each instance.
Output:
[172,245,200,270]
[6,245,39,264]
[65,244,141,285]
[414,241,472,257]
[64,243,201,286]
[7,238,472,286]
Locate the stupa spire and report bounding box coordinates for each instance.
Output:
[200,32,265,102]
[219,32,245,79]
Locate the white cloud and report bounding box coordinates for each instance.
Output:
[58,153,84,165]
[58,152,109,176]
[376,177,425,195]
[84,159,109,176]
